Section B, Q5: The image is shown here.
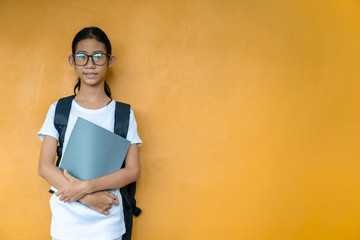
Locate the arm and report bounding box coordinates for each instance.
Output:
[38,135,69,190]
[89,143,140,191]
[38,135,119,214]
[56,143,140,202]
[80,191,119,215]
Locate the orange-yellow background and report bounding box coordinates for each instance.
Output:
[1,0,360,239]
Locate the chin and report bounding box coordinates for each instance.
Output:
[81,79,103,86]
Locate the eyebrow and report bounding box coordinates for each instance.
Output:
[76,50,106,54]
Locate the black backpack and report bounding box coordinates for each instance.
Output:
[51,95,141,240]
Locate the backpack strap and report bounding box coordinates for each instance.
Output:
[114,102,130,139]
[114,102,142,240]
[54,95,75,167]
[49,95,75,194]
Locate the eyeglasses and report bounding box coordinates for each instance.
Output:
[72,53,110,66]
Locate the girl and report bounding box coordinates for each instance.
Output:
[38,27,142,240]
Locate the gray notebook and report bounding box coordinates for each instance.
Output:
[59,117,131,180]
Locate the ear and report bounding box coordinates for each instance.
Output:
[68,55,76,68]
[108,55,116,68]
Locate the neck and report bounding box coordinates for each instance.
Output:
[75,84,111,109]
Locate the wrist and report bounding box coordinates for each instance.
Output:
[85,179,95,194]
[79,195,87,204]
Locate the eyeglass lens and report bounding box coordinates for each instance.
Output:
[74,53,108,66]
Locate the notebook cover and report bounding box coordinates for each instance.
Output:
[59,117,131,180]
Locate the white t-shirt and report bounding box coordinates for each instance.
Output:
[38,99,142,240]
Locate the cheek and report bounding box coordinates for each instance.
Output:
[98,67,108,75]
[75,68,83,74]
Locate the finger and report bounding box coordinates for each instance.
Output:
[63,169,74,181]
[55,190,62,197]
[113,197,119,205]
[60,195,69,202]
[105,191,116,197]
[109,193,118,200]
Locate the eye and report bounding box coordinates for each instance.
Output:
[75,54,87,60]
[93,53,106,60]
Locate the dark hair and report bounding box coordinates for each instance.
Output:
[72,27,112,98]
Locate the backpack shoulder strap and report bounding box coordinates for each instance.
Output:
[49,95,74,194]
[114,101,142,240]
[54,95,75,167]
[114,101,130,138]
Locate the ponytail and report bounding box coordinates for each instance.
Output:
[73,78,81,95]
[104,82,111,98]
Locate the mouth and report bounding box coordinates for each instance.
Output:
[84,73,98,78]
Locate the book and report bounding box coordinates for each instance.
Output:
[59,117,131,180]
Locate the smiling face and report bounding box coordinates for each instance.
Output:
[69,38,115,88]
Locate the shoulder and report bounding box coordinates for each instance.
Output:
[47,95,75,118]
[114,100,131,115]
[113,100,137,122]
[55,95,75,110]
[115,101,130,108]
[50,101,58,109]
[45,101,58,117]
[48,95,74,110]
[130,108,135,117]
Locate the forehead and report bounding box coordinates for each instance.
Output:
[75,38,107,53]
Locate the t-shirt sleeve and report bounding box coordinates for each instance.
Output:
[37,102,59,142]
[127,109,142,146]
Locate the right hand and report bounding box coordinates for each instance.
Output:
[79,191,119,215]
[56,169,91,203]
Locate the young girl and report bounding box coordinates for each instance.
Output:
[38,27,142,240]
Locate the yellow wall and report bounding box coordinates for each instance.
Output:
[1,0,360,239]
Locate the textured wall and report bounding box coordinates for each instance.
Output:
[1,0,360,239]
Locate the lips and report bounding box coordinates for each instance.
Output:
[84,73,97,78]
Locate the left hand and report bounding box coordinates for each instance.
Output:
[80,191,119,215]
[55,169,90,203]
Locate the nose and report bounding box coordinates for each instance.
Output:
[85,56,96,68]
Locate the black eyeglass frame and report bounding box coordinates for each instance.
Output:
[72,53,111,66]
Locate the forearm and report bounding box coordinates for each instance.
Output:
[87,144,140,193]
[87,167,139,193]
[48,143,140,202]
[38,135,69,190]
[38,162,69,190]
[40,162,119,213]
